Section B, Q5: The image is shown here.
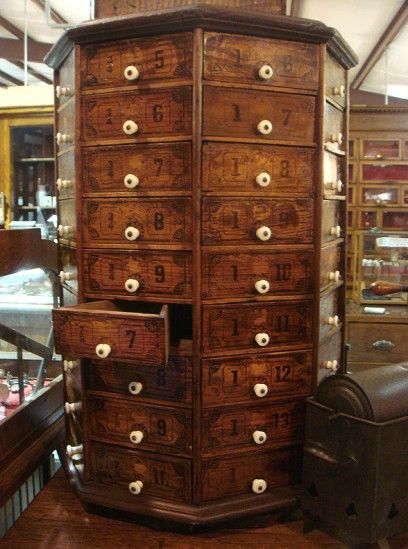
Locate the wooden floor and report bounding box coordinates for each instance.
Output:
[2,470,407,548]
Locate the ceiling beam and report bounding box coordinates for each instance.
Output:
[0,69,24,86]
[290,0,302,17]
[351,0,408,89]
[30,0,68,25]
[9,60,52,84]
[0,38,51,63]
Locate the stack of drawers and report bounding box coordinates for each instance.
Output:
[48,6,356,525]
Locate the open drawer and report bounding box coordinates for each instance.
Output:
[53,301,169,366]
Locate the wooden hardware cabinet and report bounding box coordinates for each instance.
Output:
[46,6,356,525]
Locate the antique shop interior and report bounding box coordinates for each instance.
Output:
[1,1,408,547]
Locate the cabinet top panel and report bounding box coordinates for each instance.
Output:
[45,5,357,71]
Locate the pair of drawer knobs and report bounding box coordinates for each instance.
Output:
[122,225,274,242]
[122,173,272,189]
[127,429,267,446]
[121,119,274,136]
[123,64,275,82]
[128,478,268,497]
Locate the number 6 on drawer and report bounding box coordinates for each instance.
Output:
[53,300,169,366]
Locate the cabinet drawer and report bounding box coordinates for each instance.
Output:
[81,87,192,143]
[56,100,75,152]
[320,244,342,291]
[203,400,304,455]
[202,143,314,196]
[325,54,346,108]
[318,328,341,382]
[60,245,78,294]
[82,198,192,247]
[57,49,75,105]
[83,250,192,299]
[81,33,193,89]
[204,32,318,91]
[324,102,345,154]
[57,149,75,199]
[203,86,315,143]
[89,443,191,503]
[347,321,408,364]
[82,143,191,195]
[202,351,312,406]
[88,350,192,405]
[321,200,341,244]
[323,151,345,198]
[201,249,313,299]
[202,446,301,501]
[58,198,77,243]
[203,301,312,355]
[88,395,192,456]
[320,290,341,340]
[202,197,313,246]
[53,301,169,366]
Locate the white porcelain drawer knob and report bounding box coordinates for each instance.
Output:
[125,278,140,293]
[327,315,339,327]
[59,270,77,283]
[124,174,139,189]
[253,430,267,445]
[125,226,140,241]
[331,132,343,145]
[56,178,72,191]
[129,480,143,495]
[123,120,139,135]
[95,343,111,359]
[255,172,271,187]
[324,359,339,371]
[255,280,270,294]
[66,444,83,458]
[332,85,346,97]
[256,226,272,242]
[253,383,268,398]
[255,332,270,347]
[63,360,79,372]
[258,64,274,81]
[128,381,143,395]
[129,430,144,444]
[330,225,341,238]
[124,65,140,81]
[57,225,74,238]
[257,120,273,135]
[328,270,341,283]
[56,132,71,146]
[65,401,82,414]
[55,85,71,98]
[252,478,267,494]
[325,180,343,192]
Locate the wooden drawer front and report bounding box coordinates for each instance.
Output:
[82,198,192,247]
[320,290,340,340]
[202,351,312,406]
[81,87,192,142]
[324,102,345,154]
[56,99,75,152]
[320,244,342,291]
[347,321,408,364]
[53,301,168,366]
[204,87,315,143]
[202,143,314,196]
[89,443,191,503]
[58,198,77,243]
[325,54,346,108]
[60,245,78,294]
[202,249,313,299]
[203,400,304,455]
[81,33,192,89]
[82,143,191,195]
[323,151,345,198]
[57,149,75,200]
[202,446,301,501]
[57,49,75,105]
[321,200,341,244]
[204,33,318,91]
[83,250,192,299]
[88,353,192,404]
[318,328,341,382]
[88,395,192,456]
[203,301,312,354]
[202,198,313,245]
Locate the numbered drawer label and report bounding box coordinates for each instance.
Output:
[204,86,315,143]
[202,143,314,196]
[82,143,192,195]
[325,54,346,108]
[83,250,192,299]
[89,395,192,456]
[88,352,192,404]
[202,197,313,245]
[203,301,312,355]
[81,33,192,89]
[202,446,301,501]
[202,351,312,406]
[83,198,192,247]
[320,244,342,291]
[204,32,318,90]
[202,249,313,299]
[89,443,191,503]
[53,301,168,366]
[81,87,192,142]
